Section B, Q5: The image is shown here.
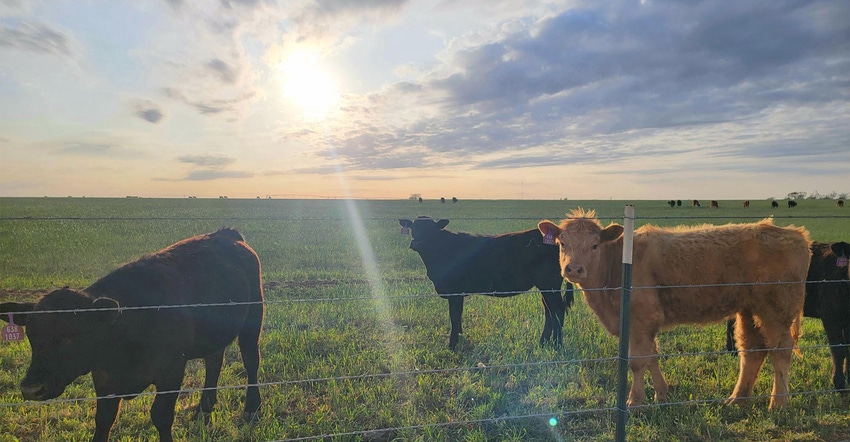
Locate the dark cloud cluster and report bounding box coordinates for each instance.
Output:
[0,21,70,55]
[321,0,849,172]
[178,155,237,167]
[133,101,164,123]
[163,87,256,115]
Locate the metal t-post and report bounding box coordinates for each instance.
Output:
[615,205,635,442]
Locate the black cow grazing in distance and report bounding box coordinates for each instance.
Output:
[725,241,850,394]
[452,197,458,204]
[418,197,423,203]
[743,200,750,209]
[692,199,701,207]
[838,200,845,208]
[788,200,798,208]
[398,216,574,349]
[668,200,676,208]
[1,229,264,442]
[441,197,446,203]
[676,200,682,207]
[772,200,780,208]
[710,200,719,208]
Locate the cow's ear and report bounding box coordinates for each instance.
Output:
[436,219,449,230]
[91,297,121,325]
[831,242,850,258]
[600,224,624,242]
[0,302,35,326]
[538,221,560,238]
[399,219,412,228]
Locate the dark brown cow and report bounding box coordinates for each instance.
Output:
[710,200,719,208]
[692,199,701,207]
[1,229,264,442]
[838,200,845,208]
[399,216,573,349]
[538,208,810,409]
[743,200,750,209]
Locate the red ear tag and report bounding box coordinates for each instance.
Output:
[543,229,555,245]
[2,314,23,342]
[837,255,848,267]
[400,226,410,235]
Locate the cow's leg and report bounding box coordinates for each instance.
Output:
[197,349,225,416]
[238,307,263,421]
[92,397,121,442]
[151,365,186,442]
[764,324,794,410]
[823,324,849,392]
[648,340,668,403]
[447,295,464,349]
[725,318,736,352]
[728,313,767,405]
[540,289,565,347]
[626,332,658,407]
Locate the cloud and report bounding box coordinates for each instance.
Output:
[0,21,71,55]
[315,1,849,173]
[163,87,256,115]
[184,170,252,180]
[207,58,238,84]
[178,154,236,168]
[133,100,164,123]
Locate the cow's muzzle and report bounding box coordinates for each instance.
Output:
[563,264,586,280]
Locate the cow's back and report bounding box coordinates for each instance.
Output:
[86,228,263,359]
[804,242,850,326]
[633,220,809,325]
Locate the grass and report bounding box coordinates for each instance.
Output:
[0,197,848,441]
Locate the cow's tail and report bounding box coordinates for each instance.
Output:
[791,308,803,358]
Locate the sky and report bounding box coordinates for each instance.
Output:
[0,0,848,200]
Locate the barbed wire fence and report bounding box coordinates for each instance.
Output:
[1,209,848,441]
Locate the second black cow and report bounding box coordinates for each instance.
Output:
[399,216,574,349]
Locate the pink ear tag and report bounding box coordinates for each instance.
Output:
[543,229,555,245]
[400,226,410,235]
[2,314,24,342]
[837,255,848,267]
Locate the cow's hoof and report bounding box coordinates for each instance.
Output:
[243,409,261,423]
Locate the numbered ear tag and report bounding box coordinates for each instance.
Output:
[837,255,848,267]
[2,314,24,342]
[542,229,555,245]
[400,226,410,235]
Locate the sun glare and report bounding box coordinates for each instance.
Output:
[279,50,340,120]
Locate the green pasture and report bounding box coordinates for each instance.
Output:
[0,197,848,441]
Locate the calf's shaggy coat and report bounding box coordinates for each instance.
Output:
[538,209,811,409]
[399,216,573,349]
[1,228,264,442]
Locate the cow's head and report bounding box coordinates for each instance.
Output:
[832,241,850,279]
[398,216,449,252]
[1,288,121,401]
[538,208,623,282]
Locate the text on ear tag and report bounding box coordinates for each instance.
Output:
[543,229,555,245]
[837,255,848,267]
[400,226,410,235]
[2,314,23,342]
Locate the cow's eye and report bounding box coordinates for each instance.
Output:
[592,244,598,250]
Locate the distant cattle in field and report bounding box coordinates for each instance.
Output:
[668,200,676,208]
[743,200,750,209]
[676,200,682,207]
[418,197,423,203]
[692,200,701,207]
[538,208,810,409]
[399,216,574,349]
[838,200,845,208]
[725,241,849,394]
[772,201,780,208]
[710,200,719,208]
[452,197,458,204]
[788,200,798,208]
[0,229,264,441]
[441,197,446,203]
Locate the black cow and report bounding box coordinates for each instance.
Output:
[743,200,750,209]
[1,229,264,442]
[838,200,844,208]
[725,241,849,394]
[692,200,701,207]
[398,216,573,349]
[788,200,798,208]
[772,200,780,208]
[676,200,682,207]
[667,200,676,208]
[710,200,719,208]
[452,197,458,204]
[441,197,446,203]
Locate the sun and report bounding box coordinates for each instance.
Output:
[278,49,340,120]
